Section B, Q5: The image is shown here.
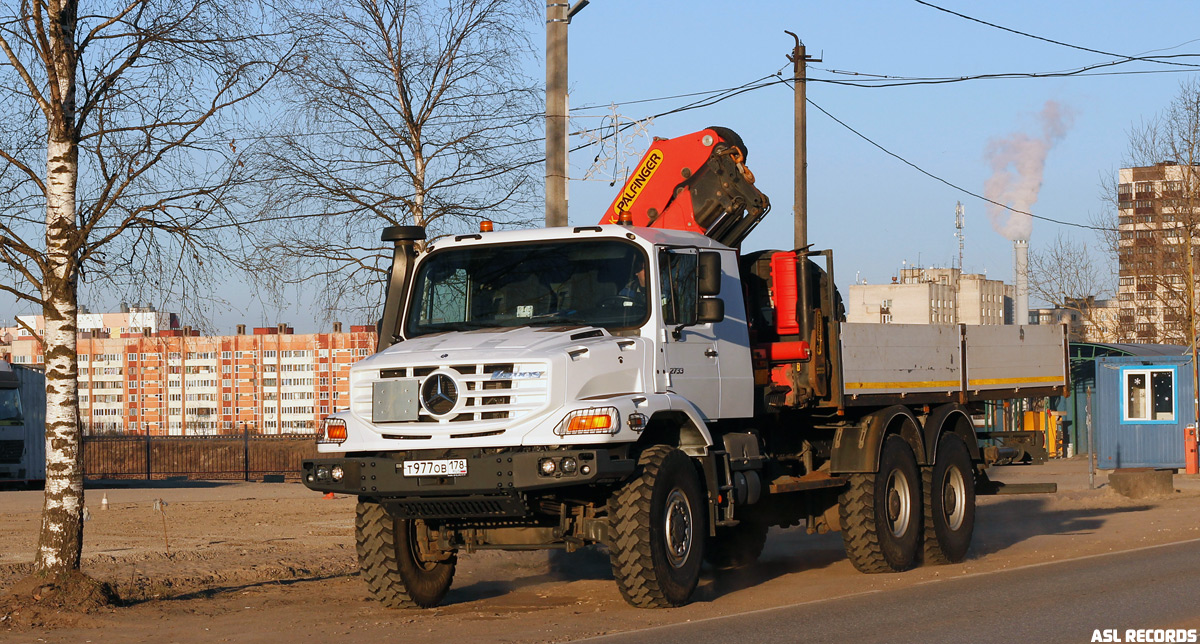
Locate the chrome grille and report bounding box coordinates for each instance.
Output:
[355,362,549,426]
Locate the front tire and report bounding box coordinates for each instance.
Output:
[839,435,922,573]
[923,433,976,564]
[355,500,456,608]
[609,446,706,608]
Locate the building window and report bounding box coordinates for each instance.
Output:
[1122,366,1176,423]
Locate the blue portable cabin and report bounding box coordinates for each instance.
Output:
[1092,348,1194,470]
[1062,342,1187,456]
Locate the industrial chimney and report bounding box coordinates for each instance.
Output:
[1014,240,1029,325]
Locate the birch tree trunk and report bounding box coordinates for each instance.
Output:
[33,0,84,576]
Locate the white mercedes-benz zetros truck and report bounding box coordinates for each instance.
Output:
[303,128,1066,609]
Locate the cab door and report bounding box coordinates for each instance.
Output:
[657,248,720,419]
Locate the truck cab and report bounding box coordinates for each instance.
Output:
[314,225,752,458]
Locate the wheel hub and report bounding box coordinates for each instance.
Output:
[663,488,693,569]
[942,466,967,531]
[884,470,911,537]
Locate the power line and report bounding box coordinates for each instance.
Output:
[795,88,1110,232]
[810,57,1197,89]
[914,0,1200,69]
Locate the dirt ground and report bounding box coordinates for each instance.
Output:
[3,458,1200,643]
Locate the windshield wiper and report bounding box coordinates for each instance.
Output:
[526,316,593,327]
[430,321,495,331]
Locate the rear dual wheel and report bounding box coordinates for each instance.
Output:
[839,435,923,573]
[923,433,976,564]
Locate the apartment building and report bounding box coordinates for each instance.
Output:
[4,313,376,435]
[847,267,1012,325]
[1116,162,1200,344]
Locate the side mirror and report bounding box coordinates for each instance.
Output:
[697,297,724,323]
[698,251,721,296]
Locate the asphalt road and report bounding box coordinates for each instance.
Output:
[579,537,1200,644]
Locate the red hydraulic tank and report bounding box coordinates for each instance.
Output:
[770,251,800,336]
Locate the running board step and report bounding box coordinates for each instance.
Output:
[769,472,848,494]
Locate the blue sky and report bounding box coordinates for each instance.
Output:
[565,0,1198,285]
[6,0,1200,332]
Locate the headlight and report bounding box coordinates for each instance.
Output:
[560,457,578,474]
[539,458,557,476]
[553,407,620,436]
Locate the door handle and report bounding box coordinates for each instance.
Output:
[704,348,718,358]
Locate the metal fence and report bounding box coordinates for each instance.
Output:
[83,432,318,481]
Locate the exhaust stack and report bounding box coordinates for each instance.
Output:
[378,226,427,351]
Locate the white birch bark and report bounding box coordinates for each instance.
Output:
[34,0,84,576]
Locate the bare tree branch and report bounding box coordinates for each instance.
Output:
[0,0,297,584]
[248,0,541,320]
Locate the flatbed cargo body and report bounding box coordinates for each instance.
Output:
[839,323,1068,406]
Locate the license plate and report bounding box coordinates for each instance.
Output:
[402,459,468,477]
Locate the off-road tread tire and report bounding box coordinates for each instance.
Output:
[608,445,704,608]
[355,500,456,609]
[838,435,921,574]
[923,434,976,565]
[706,521,769,569]
[839,473,890,573]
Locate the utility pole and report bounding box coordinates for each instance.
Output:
[545,2,570,227]
[786,31,819,250]
[786,31,819,343]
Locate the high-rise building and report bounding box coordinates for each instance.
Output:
[4,313,376,435]
[1116,162,1200,344]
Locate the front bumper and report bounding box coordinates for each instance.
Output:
[302,448,635,519]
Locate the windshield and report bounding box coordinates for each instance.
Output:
[0,389,22,425]
[406,240,649,337]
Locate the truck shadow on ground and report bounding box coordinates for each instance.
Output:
[970,497,1153,558]
[444,532,848,607]
[694,531,846,602]
[444,546,615,605]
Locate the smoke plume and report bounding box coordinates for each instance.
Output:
[983,101,1073,241]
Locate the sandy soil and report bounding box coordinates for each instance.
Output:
[2,459,1200,643]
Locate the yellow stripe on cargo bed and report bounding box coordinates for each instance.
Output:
[844,380,959,390]
[967,375,1064,386]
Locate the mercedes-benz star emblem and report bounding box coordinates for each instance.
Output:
[421,373,459,416]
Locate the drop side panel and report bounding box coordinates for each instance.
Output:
[840,323,962,396]
[963,325,1067,393]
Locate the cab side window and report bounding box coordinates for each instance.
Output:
[659,249,698,326]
